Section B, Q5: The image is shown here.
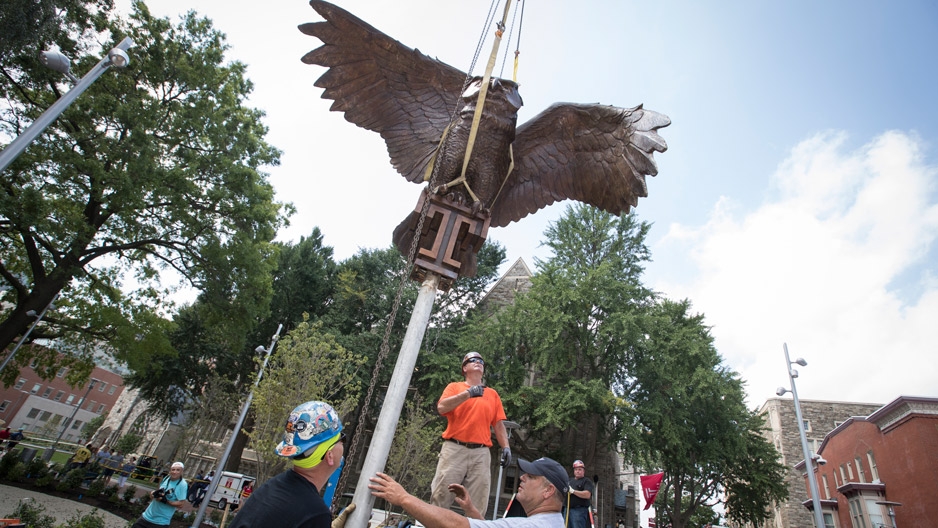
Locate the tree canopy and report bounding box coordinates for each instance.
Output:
[0,0,288,383]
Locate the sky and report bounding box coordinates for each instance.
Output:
[121,0,937,422]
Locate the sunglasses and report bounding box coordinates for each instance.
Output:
[294,432,347,461]
[320,433,347,461]
[464,358,485,365]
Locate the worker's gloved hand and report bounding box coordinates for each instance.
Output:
[500,447,512,467]
[467,385,485,398]
[332,503,356,528]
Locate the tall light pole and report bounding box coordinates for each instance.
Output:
[0,36,133,174]
[0,292,59,376]
[43,378,97,461]
[190,324,283,528]
[776,343,826,528]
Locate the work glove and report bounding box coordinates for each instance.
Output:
[332,503,356,528]
[500,447,512,467]
[467,385,485,398]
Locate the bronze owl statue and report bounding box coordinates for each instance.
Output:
[300,0,670,250]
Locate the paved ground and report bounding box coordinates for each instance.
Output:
[0,483,130,527]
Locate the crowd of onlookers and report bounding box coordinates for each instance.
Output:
[61,442,167,488]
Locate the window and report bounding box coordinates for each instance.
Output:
[48,414,62,426]
[29,358,38,369]
[855,456,866,483]
[62,417,71,428]
[38,410,52,421]
[847,461,855,481]
[57,367,67,377]
[98,382,106,392]
[839,465,848,485]
[848,498,867,528]
[866,499,885,527]
[0,401,9,412]
[821,475,830,499]
[71,420,83,430]
[14,379,26,390]
[108,386,117,395]
[66,394,75,404]
[867,451,879,481]
[803,419,812,432]
[87,400,96,411]
[54,391,64,402]
[42,387,53,398]
[97,404,106,413]
[30,383,41,394]
[822,512,836,528]
[26,408,40,419]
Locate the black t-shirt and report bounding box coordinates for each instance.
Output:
[228,469,331,528]
[568,476,594,509]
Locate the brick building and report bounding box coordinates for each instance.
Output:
[796,396,938,528]
[0,347,124,443]
[757,397,883,528]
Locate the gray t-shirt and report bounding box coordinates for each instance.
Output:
[469,512,565,528]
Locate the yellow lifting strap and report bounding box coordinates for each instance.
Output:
[458,0,514,188]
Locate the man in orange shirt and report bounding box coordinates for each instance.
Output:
[430,351,511,518]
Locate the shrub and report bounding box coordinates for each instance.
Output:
[122,484,138,502]
[35,472,57,488]
[102,484,119,500]
[87,477,107,496]
[4,499,56,528]
[0,450,18,479]
[6,461,26,482]
[58,468,85,492]
[60,509,106,528]
[26,456,49,478]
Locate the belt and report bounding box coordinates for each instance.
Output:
[445,438,488,449]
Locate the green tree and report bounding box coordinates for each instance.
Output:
[113,432,143,455]
[384,397,444,503]
[629,299,787,528]
[461,205,653,460]
[0,0,288,382]
[248,317,366,484]
[81,414,106,440]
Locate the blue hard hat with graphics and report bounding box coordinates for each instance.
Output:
[275,401,343,466]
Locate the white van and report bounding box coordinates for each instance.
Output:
[208,471,255,511]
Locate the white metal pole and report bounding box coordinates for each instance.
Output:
[0,37,133,174]
[784,343,826,528]
[346,273,439,528]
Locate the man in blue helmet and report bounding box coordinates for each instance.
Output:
[229,400,347,528]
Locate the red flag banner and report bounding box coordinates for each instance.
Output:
[640,472,664,510]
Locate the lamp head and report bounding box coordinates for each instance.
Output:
[814,456,827,466]
[794,358,807,367]
[255,345,266,354]
[776,387,789,397]
[40,50,71,75]
[107,47,130,68]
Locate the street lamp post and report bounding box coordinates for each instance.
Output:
[0,292,59,376]
[776,343,826,528]
[0,36,133,174]
[43,378,97,461]
[190,324,283,528]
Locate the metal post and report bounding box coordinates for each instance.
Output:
[43,378,97,461]
[492,420,519,520]
[0,37,133,174]
[783,343,826,528]
[0,292,59,376]
[189,324,283,528]
[346,273,439,528]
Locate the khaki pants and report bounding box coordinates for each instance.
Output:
[429,441,492,518]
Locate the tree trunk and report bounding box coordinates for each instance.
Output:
[225,410,255,472]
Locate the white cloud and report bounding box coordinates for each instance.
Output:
[653,131,938,406]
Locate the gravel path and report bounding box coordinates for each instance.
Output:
[0,483,130,528]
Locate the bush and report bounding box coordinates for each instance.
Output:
[6,461,26,482]
[60,509,106,528]
[36,472,57,488]
[58,468,85,492]
[4,499,56,528]
[102,484,119,500]
[87,477,107,496]
[0,450,18,479]
[26,456,49,478]
[122,484,138,502]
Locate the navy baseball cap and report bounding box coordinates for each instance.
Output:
[518,457,569,494]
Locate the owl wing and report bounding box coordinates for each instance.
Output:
[489,103,670,228]
[300,0,468,183]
